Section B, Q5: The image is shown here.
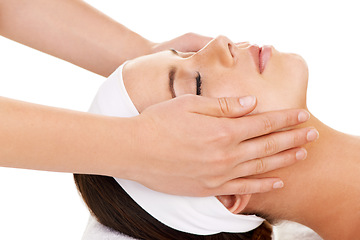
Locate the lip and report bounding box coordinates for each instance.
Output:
[248,45,260,72]
[248,45,272,74]
[259,46,272,74]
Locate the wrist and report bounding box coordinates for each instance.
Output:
[99,116,144,180]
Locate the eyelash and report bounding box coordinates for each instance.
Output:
[196,72,202,96]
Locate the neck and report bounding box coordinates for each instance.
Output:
[246,114,360,240]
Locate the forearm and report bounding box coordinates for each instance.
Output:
[0,97,135,176]
[0,0,153,77]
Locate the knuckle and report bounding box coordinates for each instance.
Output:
[279,152,291,165]
[223,151,236,165]
[213,150,232,165]
[182,93,196,102]
[202,176,222,190]
[209,151,235,174]
[180,94,197,108]
[287,151,298,164]
[293,132,303,146]
[255,158,267,174]
[237,183,250,195]
[214,123,233,143]
[264,137,278,155]
[279,152,296,167]
[217,97,232,116]
[258,182,271,193]
[262,116,275,132]
[285,113,293,127]
[208,149,224,165]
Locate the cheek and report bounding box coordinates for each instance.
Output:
[204,53,310,114]
[257,53,309,112]
[294,56,309,93]
[280,53,309,87]
[204,71,262,99]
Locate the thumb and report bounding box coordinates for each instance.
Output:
[183,95,257,118]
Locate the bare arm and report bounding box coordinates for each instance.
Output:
[0,97,136,175]
[0,0,210,76]
[0,0,153,76]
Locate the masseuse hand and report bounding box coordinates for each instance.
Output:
[125,95,316,197]
[152,33,212,53]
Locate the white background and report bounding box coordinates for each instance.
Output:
[1,0,359,239]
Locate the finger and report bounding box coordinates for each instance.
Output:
[238,127,318,161]
[227,148,306,180]
[210,178,284,196]
[182,94,257,118]
[177,33,213,52]
[235,109,311,141]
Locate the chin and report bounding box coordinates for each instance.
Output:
[257,52,309,112]
[286,53,309,110]
[284,52,309,80]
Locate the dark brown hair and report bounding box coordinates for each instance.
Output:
[74,174,272,240]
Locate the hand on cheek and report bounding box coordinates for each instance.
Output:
[129,94,317,197]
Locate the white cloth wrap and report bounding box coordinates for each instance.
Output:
[87,62,265,235]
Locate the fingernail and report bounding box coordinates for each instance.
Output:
[307,129,319,142]
[298,111,310,122]
[296,148,307,160]
[273,181,284,189]
[239,96,256,108]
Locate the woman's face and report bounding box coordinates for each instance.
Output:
[123,36,308,113]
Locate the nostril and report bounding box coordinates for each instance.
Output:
[228,43,235,58]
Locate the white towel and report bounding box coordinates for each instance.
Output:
[82,216,137,240]
[273,221,323,240]
[81,217,324,240]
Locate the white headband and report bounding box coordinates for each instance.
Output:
[88,62,264,235]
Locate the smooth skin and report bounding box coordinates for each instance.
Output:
[1,0,311,196]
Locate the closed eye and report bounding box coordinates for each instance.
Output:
[168,49,201,96]
[169,66,176,98]
[196,72,202,96]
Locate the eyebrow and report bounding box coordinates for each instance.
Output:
[169,66,177,98]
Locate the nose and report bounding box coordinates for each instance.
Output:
[193,36,236,67]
